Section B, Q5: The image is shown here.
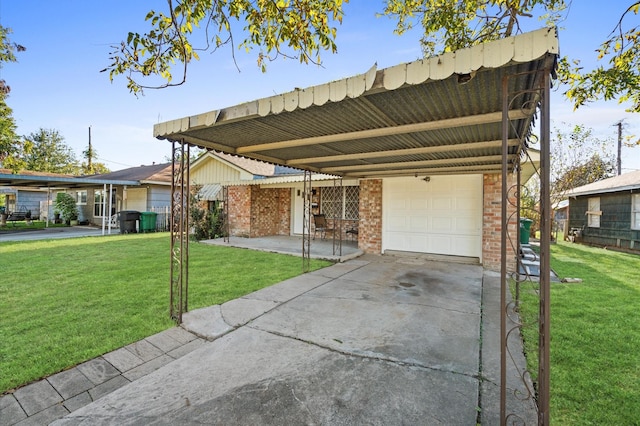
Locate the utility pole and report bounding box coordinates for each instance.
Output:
[615,120,623,176]
[87,126,94,174]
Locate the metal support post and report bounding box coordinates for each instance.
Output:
[302,170,312,272]
[537,69,552,426]
[170,140,190,324]
[333,178,343,256]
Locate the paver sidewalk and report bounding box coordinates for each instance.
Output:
[1,328,206,425]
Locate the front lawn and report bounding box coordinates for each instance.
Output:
[518,242,640,424]
[0,220,67,232]
[0,233,331,393]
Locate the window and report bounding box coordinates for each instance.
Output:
[632,194,640,230]
[76,190,87,205]
[94,189,116,217]
[321,186,359,220]
[587,197,601,228]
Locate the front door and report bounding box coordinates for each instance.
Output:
[291,187,304,234]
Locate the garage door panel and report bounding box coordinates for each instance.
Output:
[387,215,409,231]
[432,197,453,209]
[431,216,452,232]
[410,216,429,232]
[383,176,482,258]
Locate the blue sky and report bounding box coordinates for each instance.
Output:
[1,1,639,172]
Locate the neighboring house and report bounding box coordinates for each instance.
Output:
[0,164,173,229]
[567,170,640,251]
[81,163,173,226]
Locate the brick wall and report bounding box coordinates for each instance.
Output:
[358,179,383,254]
[250,187,291,237]
[227,186,252,237]
[227,185,291,237]
[482,173,517,272]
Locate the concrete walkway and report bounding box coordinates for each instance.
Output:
[2,254,536,425]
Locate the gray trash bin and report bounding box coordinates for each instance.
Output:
[118,210,140,234]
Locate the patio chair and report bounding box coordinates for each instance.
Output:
[109,214,119,228]
[313,214,334,240]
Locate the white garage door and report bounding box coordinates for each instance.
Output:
[382,175,482,258]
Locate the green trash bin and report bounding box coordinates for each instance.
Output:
[139,212,158,233]
[520,218,533,244]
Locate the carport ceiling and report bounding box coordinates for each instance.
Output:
[155,27,559,178]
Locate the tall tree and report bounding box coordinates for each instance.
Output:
[549,124,616,204]
[15,128,80,174]
[0,25,25,167]
[0,92,21,169]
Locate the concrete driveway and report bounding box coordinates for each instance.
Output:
[53,254,535,425]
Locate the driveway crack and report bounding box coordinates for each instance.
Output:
[251,326,480,381]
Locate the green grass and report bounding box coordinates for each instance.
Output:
[0,220,67,232]
[0,233,331,393]
[516,242,640,424]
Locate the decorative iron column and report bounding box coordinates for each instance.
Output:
[333,178,343,256]
[170,140,190,324]
[302,170,312,272]
[537,68,552,426]
[500,67,553,425]
[500,75,510,426]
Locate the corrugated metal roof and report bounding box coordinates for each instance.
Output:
[154,27,558,177]
[567,170,640,197]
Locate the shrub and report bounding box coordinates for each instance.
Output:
[54,193,78,223]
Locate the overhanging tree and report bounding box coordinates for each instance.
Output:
[104,0,345,94]
[109,1,640,114]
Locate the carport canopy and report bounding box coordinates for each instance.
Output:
[154,27,558,177]
[0,170,139,189]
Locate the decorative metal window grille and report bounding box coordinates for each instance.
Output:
[321,186,341,219]
[321,186,359,220]
[344,186,359,220]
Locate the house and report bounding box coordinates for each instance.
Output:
[154,27,558,272]
[0,164,173,230]
[81,163,173,226]
[567,170,640,251]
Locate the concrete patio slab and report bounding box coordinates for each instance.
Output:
[202,235,363,262]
